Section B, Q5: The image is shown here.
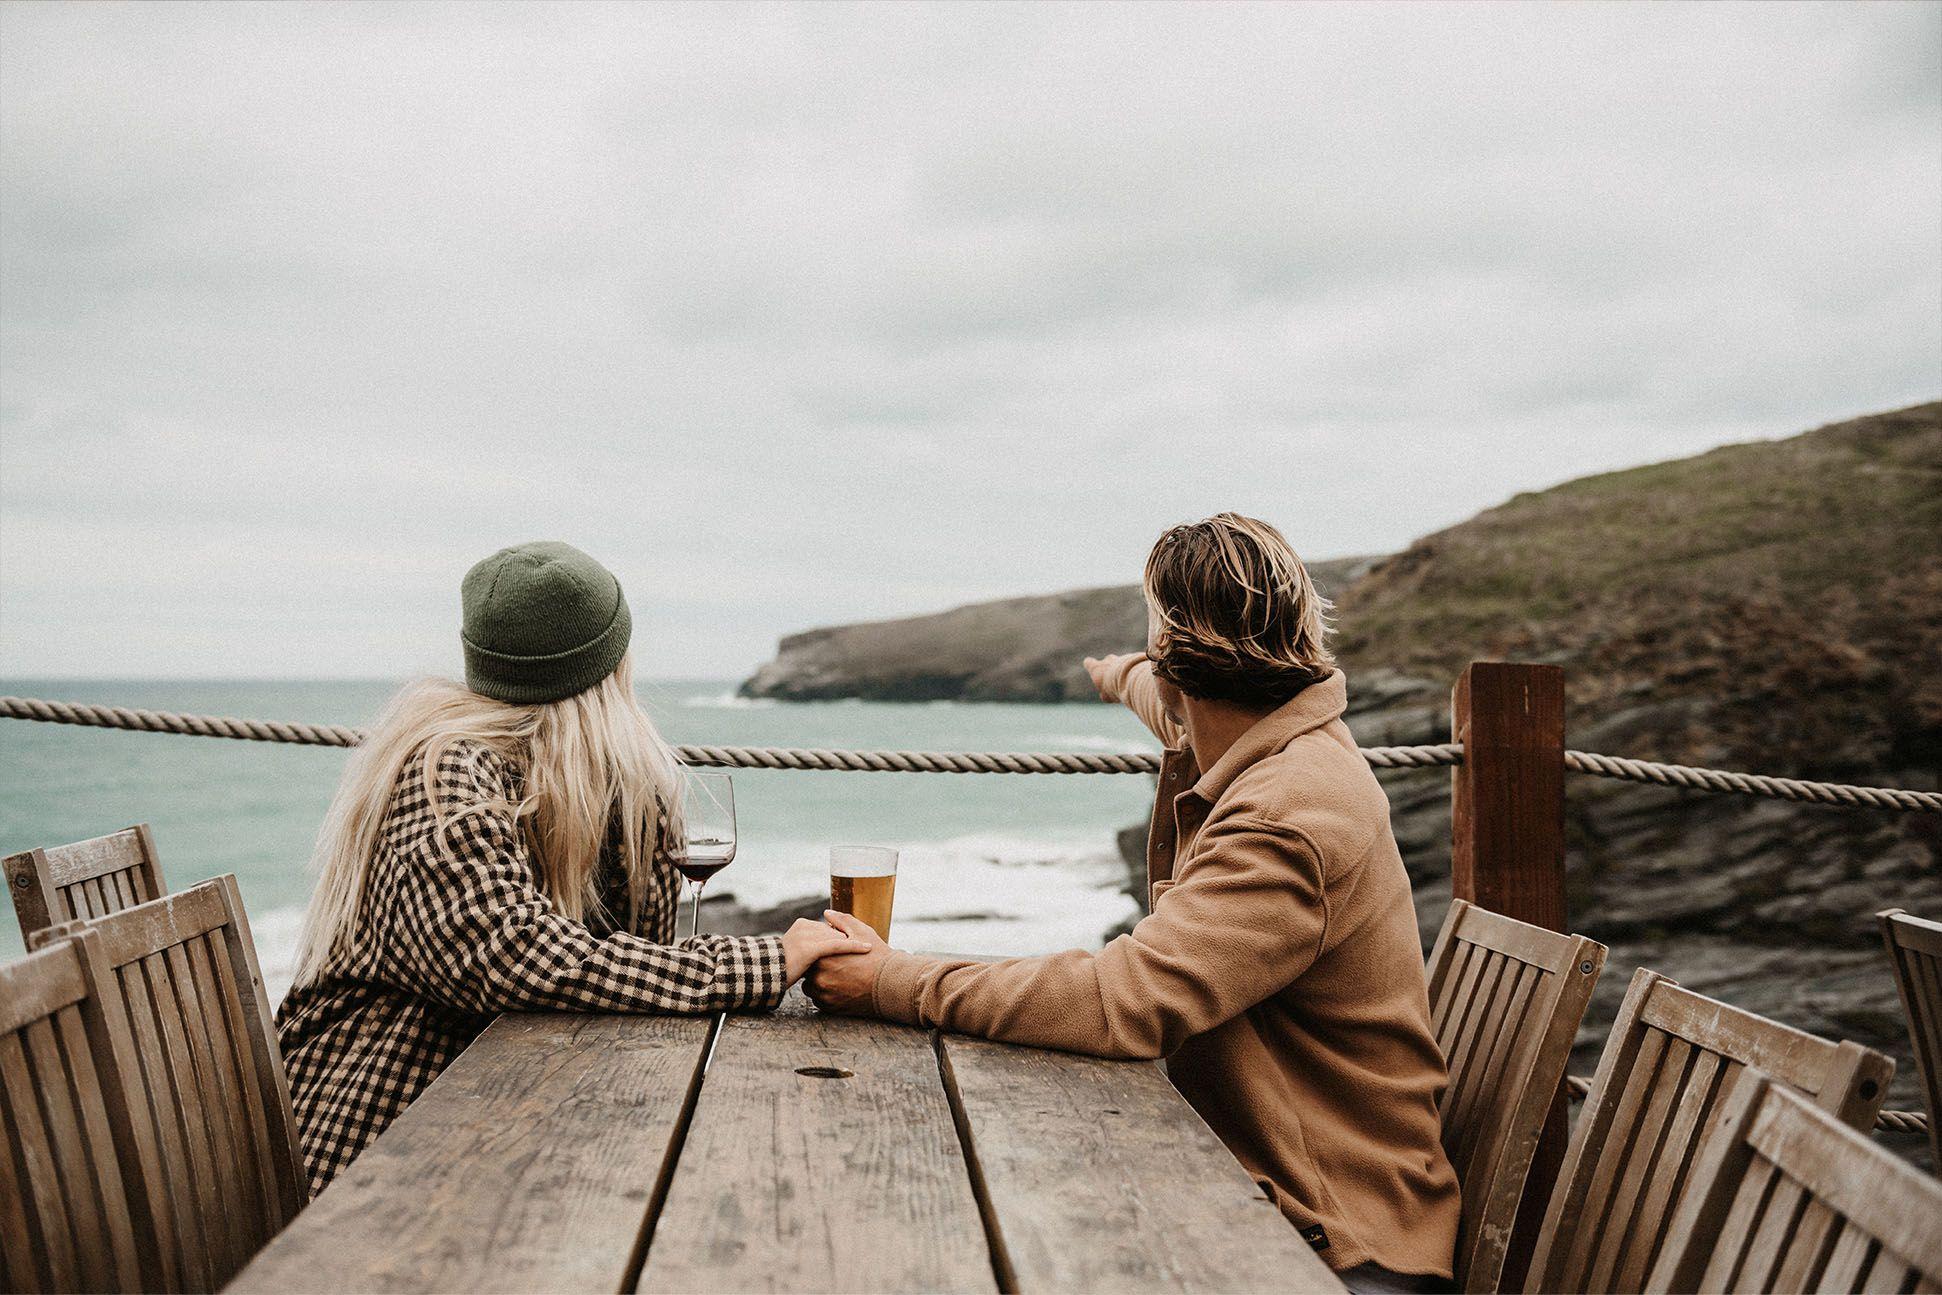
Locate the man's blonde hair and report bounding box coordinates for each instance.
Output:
[1143,512,1335,707]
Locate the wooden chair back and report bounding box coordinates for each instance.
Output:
[0,930,167,1293]
[1425,898,1607,1292]
[1876,907,1942,1168]
[1525,966,1895,1295]
[7,824,168,940]
[1645,1072,1942,1293]
[28,875,308,1290]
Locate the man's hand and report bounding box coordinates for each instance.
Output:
[806,910,891,1015]
[781,917,873,986]
[1083,652,1146,703]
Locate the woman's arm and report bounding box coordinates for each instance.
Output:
[372,748,856,1015]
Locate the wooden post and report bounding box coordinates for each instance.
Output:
[1450,661,1567,1287]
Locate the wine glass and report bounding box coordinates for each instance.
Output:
[671,771,736,939]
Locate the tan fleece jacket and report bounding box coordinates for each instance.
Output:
[871,660,1460,1277]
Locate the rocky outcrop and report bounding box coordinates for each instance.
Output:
[740,557,1380,702]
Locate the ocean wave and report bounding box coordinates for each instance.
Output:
[679,691,780,710]
[1028,734,1162,754]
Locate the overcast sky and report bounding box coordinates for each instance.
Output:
[2,1,1937,681]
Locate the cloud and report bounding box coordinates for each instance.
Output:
[2,0,1937,678]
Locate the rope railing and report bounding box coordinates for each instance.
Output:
[2,695,1937,811]
[3,692,1935,1133]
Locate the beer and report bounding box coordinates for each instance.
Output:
[829,846,898,941]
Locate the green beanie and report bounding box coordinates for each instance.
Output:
[461,541,633,704]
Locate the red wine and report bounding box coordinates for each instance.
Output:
[675,858,731,883]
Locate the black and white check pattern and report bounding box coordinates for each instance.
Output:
[275,743,786,1193]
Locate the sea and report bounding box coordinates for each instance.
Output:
[0,679,1159,1002]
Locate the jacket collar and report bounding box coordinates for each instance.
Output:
[1187,670,1349,804]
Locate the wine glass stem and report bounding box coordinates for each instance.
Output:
[688,879,706,940]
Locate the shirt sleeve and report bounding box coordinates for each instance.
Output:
[375,747,787,1017]
[871,815,1328,1059]
[1098,654,1187,748]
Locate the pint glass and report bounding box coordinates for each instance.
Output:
[829,846,898,941]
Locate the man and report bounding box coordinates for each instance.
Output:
[809,513,1460,1292]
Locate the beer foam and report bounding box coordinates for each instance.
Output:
[829,845,898,877]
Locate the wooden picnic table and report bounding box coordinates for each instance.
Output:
[227,989,1346,1294]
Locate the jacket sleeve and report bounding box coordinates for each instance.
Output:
[1097,653,1186,748]
[376,748,787,1016]
[871,815,1328,1059]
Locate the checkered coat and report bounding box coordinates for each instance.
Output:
[275,742,786,1193]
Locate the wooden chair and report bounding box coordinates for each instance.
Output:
[28,875,308,1290]
[1644,1071,1942,1293]
[1524,966,1895,1294]
[7,824,168,940]
[1425,898,1607,1292]
[1877,908,1942,1169]
[0,929,168,1293]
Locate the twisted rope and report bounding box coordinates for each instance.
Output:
[1563,1074,1926,1134]
[6,696,1937,809]
[1565,749,1942,813]
[0,696,1466,776]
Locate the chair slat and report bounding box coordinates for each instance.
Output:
[0,1029,79,1291]
[1647,1075,1942,1294]
[1614,1048,1726,1293]
[1528,967,1894,1295]
[1768,1196,1839,1293]
[187,929,263,1233]
[1588,1034,1692,1291]
[171,937,250,1278]
[27,877,309,1289]
[208,927,281,1225]
[1423,900,1605,1293]
[23,1014,109,1287]
[52,1001,139,1293]
[1734,1173,1808,1293]
[0,1078,45,1291]
[6,825,169,942]
[116,953,209,1291]
[1858,1253,1912,1295]
[1878,909,1942,1168]
[0,935,162,1294]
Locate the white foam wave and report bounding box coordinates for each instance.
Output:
[1028,734,1162,754]
[679,691,780,710]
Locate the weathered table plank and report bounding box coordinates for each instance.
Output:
[636,993,997,1294]
[939,1033,1346,1293]
[228,1012,712,1294]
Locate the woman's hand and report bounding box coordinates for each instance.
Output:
[781,917,873,986]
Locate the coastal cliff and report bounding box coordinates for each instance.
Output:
[739,555,1380,702]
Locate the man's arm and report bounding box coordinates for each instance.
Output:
[857,816,1328,1059]
[1085,652,1186,748]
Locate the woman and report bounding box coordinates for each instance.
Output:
[277,540,864,1191]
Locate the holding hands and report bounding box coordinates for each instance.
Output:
[805,910,891,1015]
[781,918,874,986]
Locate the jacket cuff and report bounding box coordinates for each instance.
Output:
[719,934,789,1012]
[872,949,931,1025]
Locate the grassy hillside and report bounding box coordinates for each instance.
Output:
[1333,402,1942,774]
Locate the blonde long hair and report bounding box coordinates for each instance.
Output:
[291,653,685,989]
